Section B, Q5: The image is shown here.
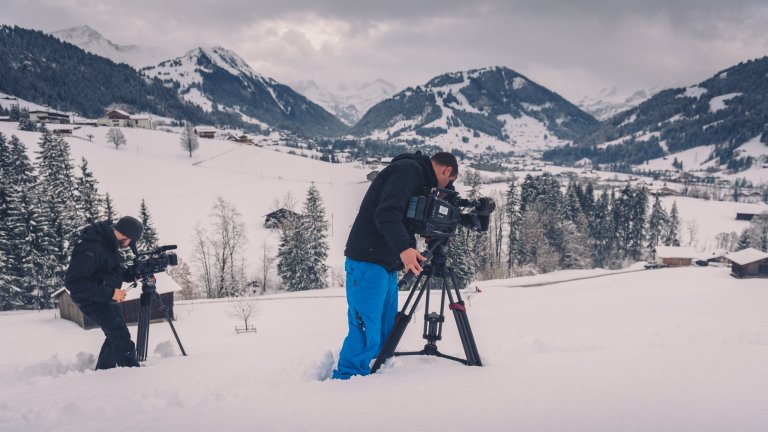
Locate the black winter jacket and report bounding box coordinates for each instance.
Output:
[345,153,438,272]
[64,221,131,304]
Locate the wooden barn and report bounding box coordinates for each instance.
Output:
[52,273,181,329]
[652,246,698,267]
[264,208,300,229]
[194,126,217,139]
[725,248,768,279]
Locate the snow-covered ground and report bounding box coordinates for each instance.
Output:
[2,265,767,431]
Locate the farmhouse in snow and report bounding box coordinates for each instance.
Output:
[725,248,768,279]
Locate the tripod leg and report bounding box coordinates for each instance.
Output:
[371,274,431,373]
[136,292,151,362]
[152,291,187,357]
[445,272,482,366]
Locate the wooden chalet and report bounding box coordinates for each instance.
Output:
[652,246,698,267]
[52,273,181,329]
[97,110,153,129]
[194,126,217,139]
[29,110,70,124]
[725,248,768,279]
[264,208,300,229]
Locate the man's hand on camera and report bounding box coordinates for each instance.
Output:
[112,288,127,302]
[400,248,426,275]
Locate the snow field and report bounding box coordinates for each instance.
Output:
[1,266,768,431]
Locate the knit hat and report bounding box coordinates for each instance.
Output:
[115,216,144,242]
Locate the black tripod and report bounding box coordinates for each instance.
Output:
[133,274,188,362]
[371,239,482,373]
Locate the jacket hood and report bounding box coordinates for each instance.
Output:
[78,221,120,251]
[391,152,438,188]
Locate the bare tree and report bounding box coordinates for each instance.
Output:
[192,223,214,298]
[211,197,248,297]
[271,192,297,213]
[684,219,699,248]
[106,128,126,149]
[179,123,199,158]
[258,241,277,294]
[229,297,258,333]
[167,261,198,300]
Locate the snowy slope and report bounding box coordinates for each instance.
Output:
[0,122,368,277]
[639,136,768,184]
[2,266,767,431]
[141,48,347,137]
[51,25,167,69]
[290,79,398,126]
[350,67,598,154]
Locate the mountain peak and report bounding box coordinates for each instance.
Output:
[51,25,163,68]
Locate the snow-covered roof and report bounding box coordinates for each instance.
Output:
[110,109,131,116]
[654,246,698,259]
[195,126,217,133]
[725,248,768,266]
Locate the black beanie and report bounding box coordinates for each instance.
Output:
[115,216,144,241]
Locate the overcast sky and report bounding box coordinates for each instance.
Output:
[4,0,768,101]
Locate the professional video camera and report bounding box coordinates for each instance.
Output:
[126,244,178,278]
[371,188,497,373]
[405,188,496,238]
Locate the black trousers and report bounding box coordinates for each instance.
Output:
[77,301,138,369]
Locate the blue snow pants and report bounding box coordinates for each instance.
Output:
[332,257,399,379]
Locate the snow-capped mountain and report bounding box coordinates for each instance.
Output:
[51,25,166,69]
[290,79,398,126]
[577,85,664,121]
[349,67,598,154]
[546,57,768,173]
[141,47,347,137]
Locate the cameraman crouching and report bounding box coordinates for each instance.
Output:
[332,152,458,379]
[64,216,144,370]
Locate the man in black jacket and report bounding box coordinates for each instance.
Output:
[65,216,144,370]
[332,152,458,379]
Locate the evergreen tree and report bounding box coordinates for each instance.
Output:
[664,201,681,246]
[736,229,751,251]
[646,195,669,251]
[277,184,329,291]
[75,158,104,225]
[628,187,648,260]
[180,123,199,157]
[104,193,118,224]
[137,199,160,250]
[276,218,305,291]
[34,128,79,308]
[4,135,56,309]
[0,133,17,309]
[742,213,768,252]
[591,189,615,268]
[447,226,477,289]
[463,172,490,275]
[505,180,522,272]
